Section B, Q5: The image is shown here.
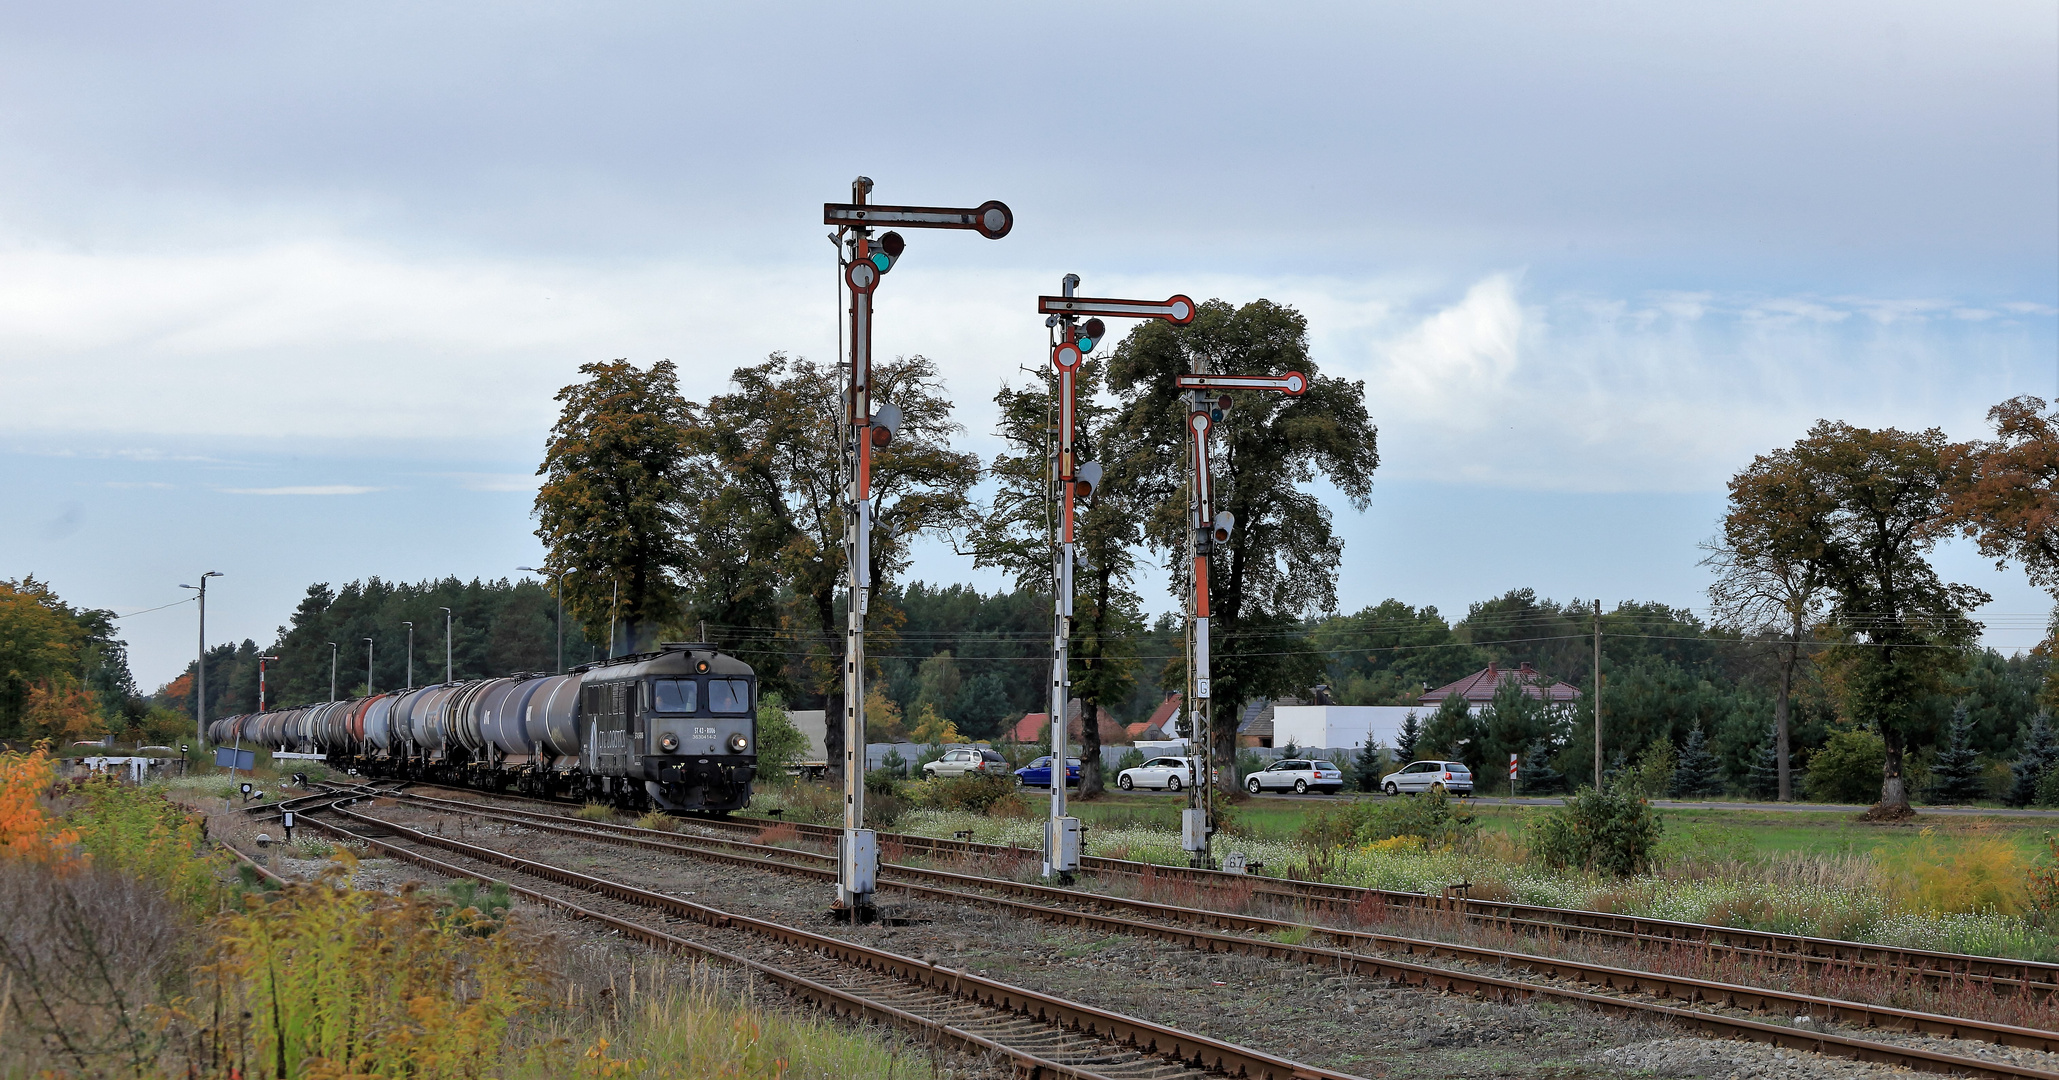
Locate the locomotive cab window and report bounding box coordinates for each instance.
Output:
[707,679,751,714]
[652,679,698,714]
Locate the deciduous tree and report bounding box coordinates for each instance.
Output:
[1108,299,1379,796]
[534,359,697,654]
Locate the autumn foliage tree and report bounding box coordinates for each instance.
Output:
[0,578,134,743]
[534,360,697,655]
[1948,395,2059,706]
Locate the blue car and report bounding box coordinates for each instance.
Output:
[1014,756,1082,788]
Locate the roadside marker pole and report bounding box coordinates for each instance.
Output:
[1034,285,1194,881]
[824,179,1010,917]
[1172,369,1307,869]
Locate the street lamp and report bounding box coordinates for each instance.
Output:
[517,566,566,674]
[401,621,414,688]
[177,571,223,744]
[326,641,339,702]
[363,637,375,695]
[439,607,453,683]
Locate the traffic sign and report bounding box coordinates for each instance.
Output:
[1175,372,1308,395]
[1038,294,1196,324]
[823,200,1013,239]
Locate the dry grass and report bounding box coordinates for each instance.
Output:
[574,802,620,823]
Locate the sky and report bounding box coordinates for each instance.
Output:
[1,1,2054,691]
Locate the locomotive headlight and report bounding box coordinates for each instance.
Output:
[727,733,749,753]
[660,733,680,753]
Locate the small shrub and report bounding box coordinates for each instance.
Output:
[573,802,617,822]
[864,768,901,797]
[1526,783,1664,877]
[634,810,677,832]
[866,792,906,828]
[1808,729,1886,804]
[1296,790,1478,852]
[1115,748,1145,774]
[987,792,1033,819]
[926,772,1014,812]
[1884,827,2028,915]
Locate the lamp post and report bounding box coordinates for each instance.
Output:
[439,607,453,683]
[517,566,565,674]
[402,622,414,688]
[364,638,375,695]
[178,571,224,744]
[327,641,339,702]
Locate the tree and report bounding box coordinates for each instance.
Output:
[1745,726,1782,799]
[2007,714,2059,807]
[1417,692,1480,765]
[1737,421,1985,815]
[0,578,135,741]
[1949,396,2059,707]
[1354,741,1385,792]
[1520,738,1564,796]
[1108,298,1380,796]
[534,359,696,654]
[1396,711,1424,761]
[682,352,978,775]
[969,358,1144,797]
[1670,723,1723,798]
[1925,700,1986,804]
[1706,446,1833,801]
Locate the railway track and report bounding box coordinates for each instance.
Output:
[366,778,2059,1000]
[342,785,2059,1070]
[292,799,1372,1080]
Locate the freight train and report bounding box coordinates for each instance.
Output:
[205,642,758,814]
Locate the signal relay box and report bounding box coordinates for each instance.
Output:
[1181,808,1209,851]
[1047,816,1082,872]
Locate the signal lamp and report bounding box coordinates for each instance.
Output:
[870,402,903,446]
[868,230,906,273]
[1075,318,1107,353]
[1074,461,1103,499]
[1211,511,1235,544]
[695,660,710,673]
[728,733,749,753]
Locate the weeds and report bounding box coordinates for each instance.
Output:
[574,802,619,823]
[633,810,677,833]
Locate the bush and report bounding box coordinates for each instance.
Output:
[1526,783,1665,877]
[1296,790,1477,852]
[755,692,809,773]
[915,772,1014,812]
[1808,729,1886,804]
[1115,748,1145,774]
[863,768,901,797]
[1883,828,2028,915]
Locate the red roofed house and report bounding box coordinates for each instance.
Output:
[1010,698,1129,746]
[1419,662,1581,713]
[1125,692,1183,741]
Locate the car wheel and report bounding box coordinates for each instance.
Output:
[1246,777,1263,794]
[1167,776,1181,792]
[1119,774,1133,790]
[1384,782,1399,796]
[1294,779,1308,794]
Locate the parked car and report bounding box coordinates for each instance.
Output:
[1244,758,1344,794]
[1014,755,1082,787]
[1379,760,1473,796]
[922,746,1009,779]
[1117,756,1198,791]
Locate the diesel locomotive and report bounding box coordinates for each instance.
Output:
[206,642,758,813]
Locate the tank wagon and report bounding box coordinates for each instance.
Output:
[206,642,758,813]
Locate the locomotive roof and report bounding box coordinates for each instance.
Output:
[576,644,753,679]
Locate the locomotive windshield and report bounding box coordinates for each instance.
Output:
[652,678,698,713]
[707,679,751,713]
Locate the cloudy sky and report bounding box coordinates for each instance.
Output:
[2,1,2054,690]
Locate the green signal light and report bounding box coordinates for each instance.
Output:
[868,230,906,274]
[869,251,894,272]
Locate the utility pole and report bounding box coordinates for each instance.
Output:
[1172,368,1309,868]
[607,579,619,659]
[402,622,414,688]
[327,641,339,702]
[178,571,223,744]
[1035,283,1195,881]
[823,178,1011,917]
[1593,598,1603,790]
[518,566,566,673]
[440,607,453,683]
[364,638,375,695]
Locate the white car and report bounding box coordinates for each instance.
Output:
[1117,756,1199,791]
[1245,758,1344,794]
[1379,760,1473,796]
[922,747,1007,779]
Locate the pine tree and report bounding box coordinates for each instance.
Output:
[1354,741,1384,792]
[1745,726,1782,800]
[2007,713,2059,807]
[1519,738,1563,796]
[1925,701,1987,805]
[1671,723,1723,798]
[1396,711,1423,761]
